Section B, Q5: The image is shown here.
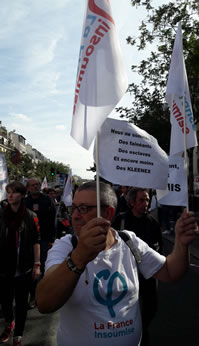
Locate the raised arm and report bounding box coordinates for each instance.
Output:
[32,243,41,280]
[36,217,110,313]
[154,209,198,282]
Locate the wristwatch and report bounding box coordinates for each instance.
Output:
[66,252,85,275]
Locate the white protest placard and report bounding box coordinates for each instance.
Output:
[0,153,9,201]
[94,118,169,189]
[157,155,188,207]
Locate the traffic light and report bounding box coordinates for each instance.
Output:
[50,167,55,176]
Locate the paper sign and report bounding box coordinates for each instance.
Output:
[94,118,169,189]
[157,155,188,207]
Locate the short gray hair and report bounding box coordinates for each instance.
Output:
[26,177,41,188]
[77,181,118,210]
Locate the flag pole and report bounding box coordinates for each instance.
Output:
[95,132,101,217]
[183,97,190,263]
[183,96,189,211]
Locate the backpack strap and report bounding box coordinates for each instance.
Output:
[71,234,78,249]
[71,231,142,265]
[118,231,142,264]
[118,212,127,231]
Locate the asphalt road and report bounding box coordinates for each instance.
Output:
[0,307,59,346]
[148,238,199,346]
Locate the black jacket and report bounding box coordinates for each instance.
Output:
[112,210,162,253]
[112,210,163,326]
[0,208,40,276]
[25,193,56,242]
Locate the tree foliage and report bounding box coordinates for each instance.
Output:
[5,151,70,184]
[6,152,35,181]
[117,0,199,153]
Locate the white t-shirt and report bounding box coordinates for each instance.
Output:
[45,230,166,346]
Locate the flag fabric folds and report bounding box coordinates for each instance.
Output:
[0,153,9,201]
[166,21,198,156]
[62,170,73,207]
[41,176,48,190]
[71,0,128,150]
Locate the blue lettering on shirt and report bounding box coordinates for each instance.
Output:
[93,270,128,317]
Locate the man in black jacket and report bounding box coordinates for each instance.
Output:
[24,178,56,309]
[25,178,56,276]
[112,187,162,346]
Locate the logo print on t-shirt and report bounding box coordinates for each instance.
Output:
[93,270,127,317]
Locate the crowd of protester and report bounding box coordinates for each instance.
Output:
[0,178,193,346]
[0,178,72,346]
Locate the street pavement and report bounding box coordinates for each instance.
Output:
[149,263,199,346]
[163,230,199,264]
[0,234,199,346]
[0,308,59,346]
[149,233,199,346]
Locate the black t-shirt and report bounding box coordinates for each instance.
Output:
[112,210,163,324]
[112,210,162,253]
[25,193,56,242]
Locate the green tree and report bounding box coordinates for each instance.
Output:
[117,0,199,153]
[35,161,70,183]
[5,151,70,184]
[6,152,35,181]
[35,161,51,182]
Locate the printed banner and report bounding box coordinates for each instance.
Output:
[71,0,128,149]
[0,153,9,201]
[166,21,198,156]
[157,155,188,207]
[94,118,169,189]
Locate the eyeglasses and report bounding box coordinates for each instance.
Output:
[71,204,107,215]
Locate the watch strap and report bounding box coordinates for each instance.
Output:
[66,252,85,275]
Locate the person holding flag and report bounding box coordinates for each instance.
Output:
[36,181,198,346]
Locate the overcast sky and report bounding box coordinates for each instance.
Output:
[0,0,167,179]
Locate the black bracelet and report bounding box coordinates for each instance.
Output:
[66,252,85,275]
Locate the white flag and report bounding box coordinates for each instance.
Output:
[0,153,9,201]
[166,21,198,156]
[62,170,73,207]
[41,176,48,190]
[71,0,128,150]
[94,118,169,189]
